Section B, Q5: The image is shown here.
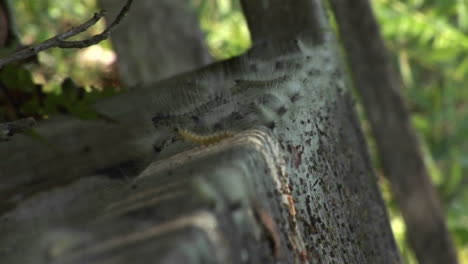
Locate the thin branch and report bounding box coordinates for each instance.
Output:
[0,0,133,69]
[0,117,36,141]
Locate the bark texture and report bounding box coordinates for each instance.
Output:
[328,0,458,263]
[99,0,212,86]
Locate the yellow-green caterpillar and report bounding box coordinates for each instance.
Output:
[178,129,235,145]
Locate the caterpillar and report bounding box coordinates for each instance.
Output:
[178,129,235,145]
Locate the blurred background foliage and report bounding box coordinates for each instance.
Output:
[371,0,468,262]
[1,0,467,262]
[11,0,115,91]
[191,0,250,59]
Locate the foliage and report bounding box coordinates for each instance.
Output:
[190,0,251,59]
[0,0,120,122]
[0,64,118,122]
[373,0,468,262]
[10,0,115,92]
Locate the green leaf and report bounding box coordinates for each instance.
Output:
[0,65,35,92]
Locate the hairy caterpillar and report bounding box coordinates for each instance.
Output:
[178,129,235,145]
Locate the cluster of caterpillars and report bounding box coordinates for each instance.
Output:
[173,76,305,147]
[152,44,323,151]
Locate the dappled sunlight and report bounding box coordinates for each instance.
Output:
[76,45,116,67]
[192,0,251,59]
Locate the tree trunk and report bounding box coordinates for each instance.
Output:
[0,0,400,263]
[99,0,212,86]
[328,0,458,263]
[0,0,18,48]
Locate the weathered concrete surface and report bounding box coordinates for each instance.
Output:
[0,0,400,262]
[1,129,299,263]
[1,33,399,263]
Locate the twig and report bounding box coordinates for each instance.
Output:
[0,0,133,69]
[0,117,36,141]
